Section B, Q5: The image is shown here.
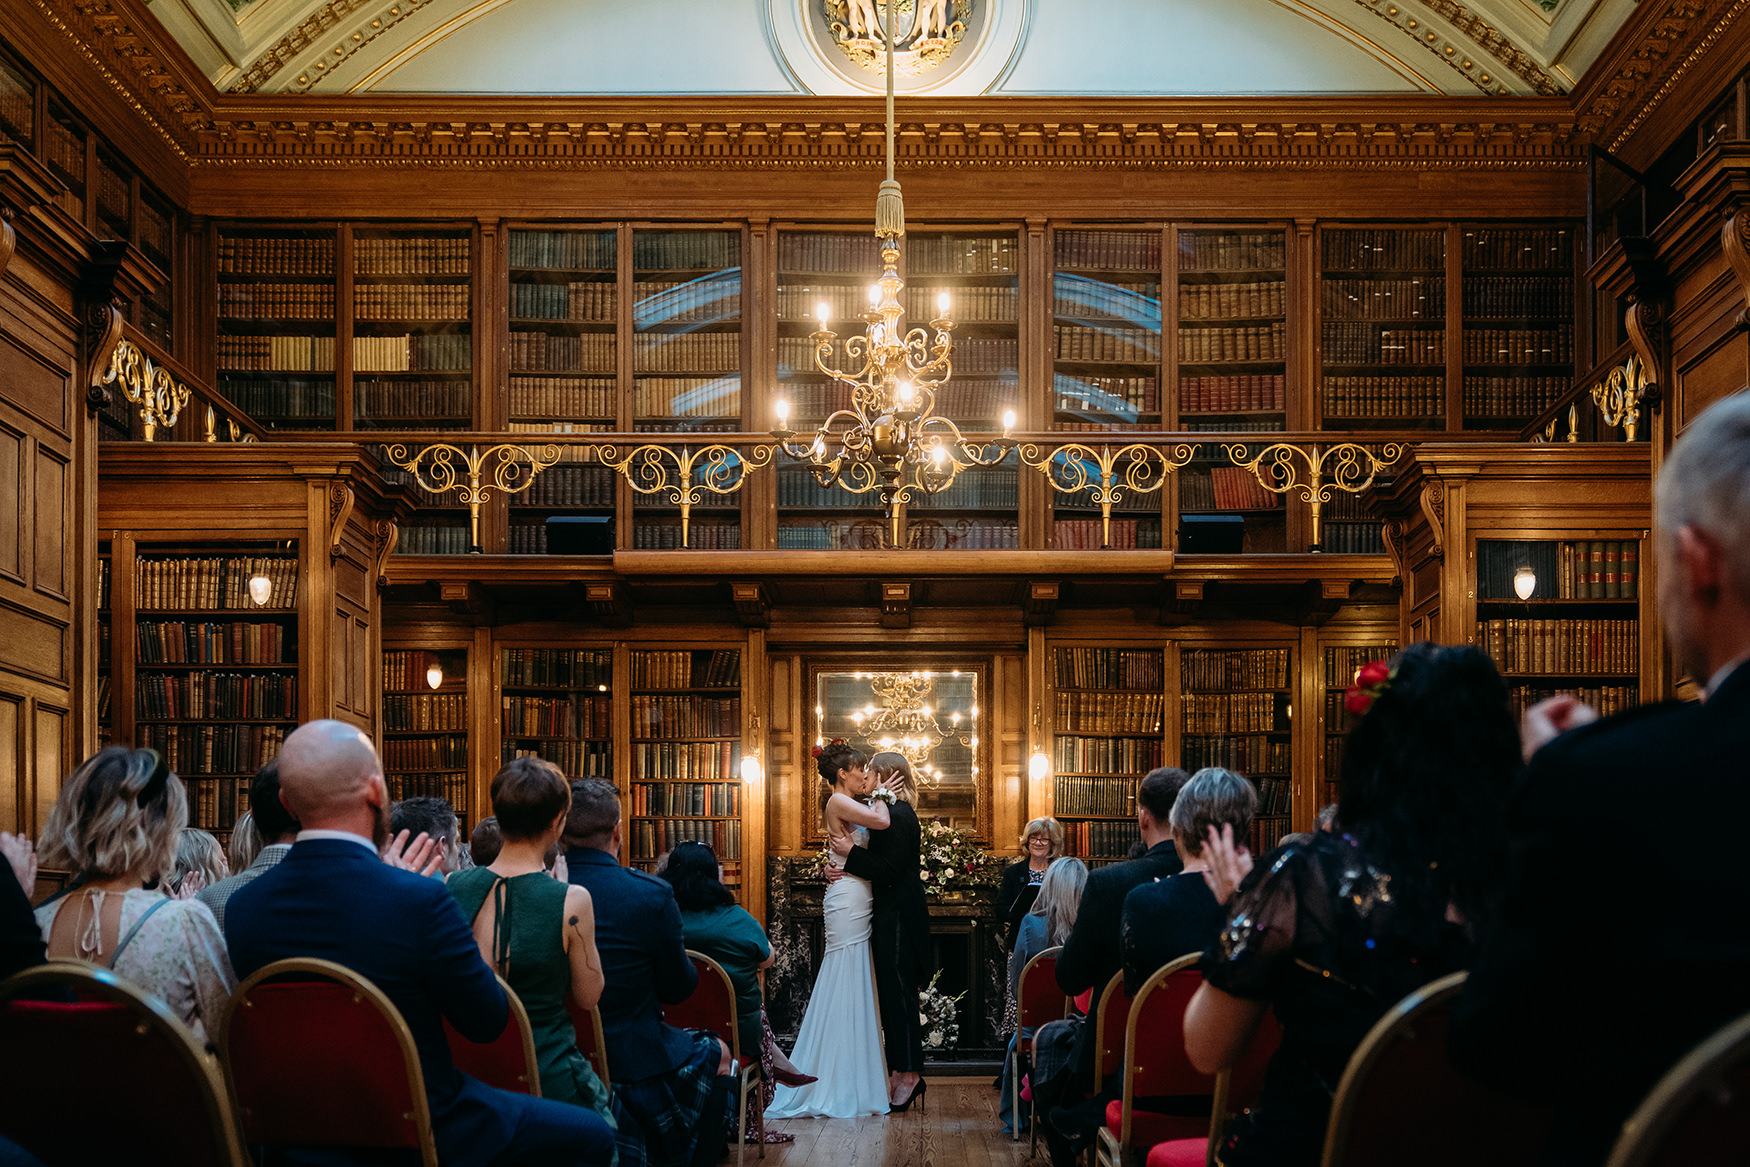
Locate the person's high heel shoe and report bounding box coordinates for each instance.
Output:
[771,1066,818,1088]
[888,1078,928,1114]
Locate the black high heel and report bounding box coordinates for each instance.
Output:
[889,1078,928,1114]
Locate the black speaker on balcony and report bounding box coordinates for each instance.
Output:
[1179,514,1244,554]
[546,515,614,555]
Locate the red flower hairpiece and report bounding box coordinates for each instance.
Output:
[811,738,848,760]
[811,745,824,758]
[1344,659,1396,717]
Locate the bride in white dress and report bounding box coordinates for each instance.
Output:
[767,743,893,1119]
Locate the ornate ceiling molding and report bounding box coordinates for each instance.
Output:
[1415,0,1565,95]
[228,0,438,94]
[1572,0,1746,148]
[1352,0,1563,95]
[189,116,1583,168]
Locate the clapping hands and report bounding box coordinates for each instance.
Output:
[0,832,36,895]
[1521,694,1599,763]
[383,829,446,877]
[1202,823,1254,905]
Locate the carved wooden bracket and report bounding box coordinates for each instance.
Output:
[1623,299,1666,421]
[372,519,398,590]
[1305,578,1358,626]
[583,581,632,628]
[1725,204,1750,332]
[730,581,771,628]
[85,301,124,415]
[1382,519,1406,587]
[0,207,15,279]
[1022,580,1060,627]
[879,581,912,630]
[1419,480,1448,561]
[328,484,356,562]
[440,581,495,622]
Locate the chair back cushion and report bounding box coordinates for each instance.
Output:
[1094,972,1134,1090]
[225,972,426,1149]
[0,967,239,1167]
[662,952,738,1057]
[443,978,536,1097]
[1227,1008,1283,1110]
[1130,961,1214,1100]
[566,996,611,1089]
[1018,948,1067,1032]
[1325,973,1549,1167]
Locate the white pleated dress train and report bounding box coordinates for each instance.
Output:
[766,840,889,1119]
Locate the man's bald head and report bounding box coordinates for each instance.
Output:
[278,720,385,826]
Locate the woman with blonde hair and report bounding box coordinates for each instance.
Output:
[170,827,229,899]
[1000,856,1088,1133]
[1000,816,1064,953]
[34,747,235,1040]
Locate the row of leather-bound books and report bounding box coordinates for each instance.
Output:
[1460,276,1573,316]
[135,556,298,612]
[629,817,742,860]
[353,334,471,373]
[1320,278,1443,321]
[1477,539,1639,600]
[1054,690,1164,735]
[631,522,742,550]
[1053,774,1140,816]
[1322,323,1444,364]
[1322,375,1443,418]
[1180,467,1285,512]
[630,740,743,782]
[1505,684,1636,721]
[509,377,617,419]
[501,648,613,689]
[1051,519,1163,550]
[1477,618,1640,676]
[136,724,284,779]
[632,781,741,817]
[510,282,616,321]
[219,284,335,319]
[1054,647,1164,690]
[1177,322,1286,363]
[1063,819,1142,859]
[1463,375,1567,418]
[135,672,297,720]
[509,230,616,271]
[1182,734,1293,778]
[509,333,615,373]
[354,380,468,420]
[353,283,469,320]
[387,773,470,812]
[504,744,613,779]
[1181,692,1285,734]
[380,736,467,771]
[353,236,469,276]
[501,695,612,738]
[1182,647,1291,690]
[382,692,468,732]
[137,621,290,665]
[1053,736,1165,776]
[219,235,334,275]
[1461,326,1573,364]
[632,649,741,689]
[1324,230,1443,271]
[218,336,336,372]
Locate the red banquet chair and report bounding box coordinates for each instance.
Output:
[1011,944,1069,1149]
[220,957,439,1167]
[0,962,249,1167]
[1096,954,1216,1167]
[1092,970,1135,1095]
[565,994,612,1090]
[1320,971,1551,1167]
[663,950,762,1167]
[1607,1006,1750,1167]
[444,974,542,1096]
[1147,1005,1283,1167]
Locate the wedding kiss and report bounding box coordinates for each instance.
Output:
[766,743,935,1118]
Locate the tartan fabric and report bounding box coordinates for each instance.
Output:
[612,1029,727,1167]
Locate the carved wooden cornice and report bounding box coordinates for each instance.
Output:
[1352,0,1563,97]
[1573,0,1749,151]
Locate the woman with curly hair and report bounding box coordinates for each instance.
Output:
[1182,642,1521,1166]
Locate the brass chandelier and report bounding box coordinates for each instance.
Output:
[771,0,1014,549]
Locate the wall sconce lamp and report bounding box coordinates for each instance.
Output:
[1028,751,1051,782]
[741,753,763,784]
[1513,566,1537,601]
[247,573,273,606]
[425,659,444,690]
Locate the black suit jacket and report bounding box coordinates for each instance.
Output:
[1055,839,1182,998]
[0,861,45,981]
[843,800,933,982]
[565,845,701,1082]
[226,838,513,1165]
[1451,662,1750,1166]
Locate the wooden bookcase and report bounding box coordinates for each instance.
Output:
[1048,645,1164,866]
[215,226,339,430]
[1318,640,1399,811]
[381,647,471,824]
[627,648,746,895]
[351,226,473,432]
[1180,646,1295,854]
[1459,225,1576,431]
[499,646,615,780]
[1319,226,1447,431]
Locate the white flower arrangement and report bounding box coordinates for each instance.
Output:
[918,970,965,1052]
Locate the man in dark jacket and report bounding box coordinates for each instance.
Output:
[1452,392,1750,1166]
[227,720,612,1167]
[565,778,732,1167]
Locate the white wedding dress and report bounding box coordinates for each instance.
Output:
[766,827,889,1118]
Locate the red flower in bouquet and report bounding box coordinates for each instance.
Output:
[1344,659,1395,717]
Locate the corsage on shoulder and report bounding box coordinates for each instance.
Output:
[868,786,897,805]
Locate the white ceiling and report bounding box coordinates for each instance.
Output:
[142,0,1636,97]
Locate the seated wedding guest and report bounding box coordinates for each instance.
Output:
[999,817,1063,952]
[198,759,298,934]
[1183,643,1518,1167]
[228,721,613,1166]
[170,828,228,899]
[470,815,504,867]
[1315,803,1338,832]
[1122,766,1257,993]
[226,810,262,873]
[35,748,235,1040]
[1,833,45,979]
[564,779,731,1167]
[391,795,464,875]
[1040,766,1188,1164]
[1453,391,1750,1167]
[1000,856,1087,1135]
[662,840,815,1146]
[448,758,615,1133]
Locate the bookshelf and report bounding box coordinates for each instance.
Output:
[216,227,338,430]
[1049,228,1165,550]
[129,545,301,836]
[134,188,176,350]
[351,227,473,431]
[1051,646,1164,865]
[1181,647,1293,854]
[1474,538,1641,722]
[500,646,614,780]
[93,146,130,248]
[1459,226,1575,431]
[628,648,744,897]
[42,98,84,223]
[632,228,743,550]
[774,229,889,550]
[507,226,619,555]
[97,546,112,750]
[1320,642,1398,811]
[381,647,471,828]
[1320,227,1446,431]
[0,53,33,150]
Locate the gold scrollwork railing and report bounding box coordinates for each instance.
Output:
[1221,442,1403,550]
[595,443,776,548]
[103,339,190,441]
[1018,440,1197,549]
[1589,352,1653,443]
[384,442,563,552]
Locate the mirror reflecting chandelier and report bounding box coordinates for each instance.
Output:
[850,670,975,785]
[771,0,1015,549]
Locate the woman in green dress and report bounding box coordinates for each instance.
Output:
[449,757,616,1134]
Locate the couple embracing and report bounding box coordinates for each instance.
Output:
[767,743,934,1119]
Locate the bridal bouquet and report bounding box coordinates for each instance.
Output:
[918,817,999,893]
[918,970,966,1051]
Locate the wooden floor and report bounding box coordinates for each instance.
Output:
[757,1077,1035,1167]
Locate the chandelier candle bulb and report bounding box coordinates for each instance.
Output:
[936,290,951,315]
[1002,409,1016,432]
[775,399,789,425]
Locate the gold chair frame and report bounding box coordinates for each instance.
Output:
[1011,942,1068,1150]
[1606,1005,1750,1167]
